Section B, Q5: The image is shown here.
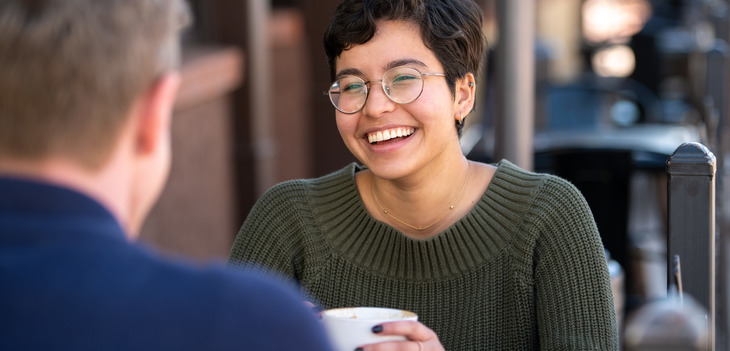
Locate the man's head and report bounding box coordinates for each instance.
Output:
[0,0,189,170]
[0,0,190,236]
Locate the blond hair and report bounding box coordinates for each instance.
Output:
[0,0,190,169]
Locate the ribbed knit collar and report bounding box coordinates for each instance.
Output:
[309,160,543,281]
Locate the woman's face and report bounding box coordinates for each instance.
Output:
[333,20,471,180]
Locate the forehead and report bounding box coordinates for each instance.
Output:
[334,20,442,77]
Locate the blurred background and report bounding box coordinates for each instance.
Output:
[137,0,730,349]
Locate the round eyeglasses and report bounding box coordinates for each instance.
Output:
[325,66,446,114]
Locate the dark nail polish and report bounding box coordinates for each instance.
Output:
[354,348,364,351]
[372,325,383,333]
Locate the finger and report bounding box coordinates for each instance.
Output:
[355,339,423,351]
[302,301,323,317]
[372,321,435,341]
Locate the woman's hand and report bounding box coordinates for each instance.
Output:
[303,301,323,318]
[354,320,444,351]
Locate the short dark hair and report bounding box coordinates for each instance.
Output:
[323,0,487,134]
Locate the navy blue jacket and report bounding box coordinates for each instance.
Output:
[0,177,333,350]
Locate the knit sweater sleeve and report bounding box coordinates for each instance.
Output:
[228,180,310,281]
[527,175,619,350]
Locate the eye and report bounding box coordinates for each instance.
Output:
[391,74,418,84]
[342,82,365,93]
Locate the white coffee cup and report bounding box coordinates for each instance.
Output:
[321,307,418,351]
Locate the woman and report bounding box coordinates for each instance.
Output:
[229,0,618,350]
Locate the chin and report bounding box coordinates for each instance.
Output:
[367,162,416,180]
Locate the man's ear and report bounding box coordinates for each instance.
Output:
[135,73,181,155]
[453,72,476,122]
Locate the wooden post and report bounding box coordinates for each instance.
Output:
[667,141,717,350]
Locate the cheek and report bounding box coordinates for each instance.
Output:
[411,92,456,124]
[335,114,358,140]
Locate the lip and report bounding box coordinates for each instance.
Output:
[366,127,415,144]
[362,124,415,139]
[362,125,417,153]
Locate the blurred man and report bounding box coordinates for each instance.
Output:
[0,1,333,350]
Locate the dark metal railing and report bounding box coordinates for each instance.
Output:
[667,142,717,350]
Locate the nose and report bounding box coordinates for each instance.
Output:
[362,80,396,118]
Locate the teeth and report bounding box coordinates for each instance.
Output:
[368,127,414,144]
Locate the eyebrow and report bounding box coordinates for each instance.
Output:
[335,68,365,80]
[334,59,429,80]
[385,59,428,71]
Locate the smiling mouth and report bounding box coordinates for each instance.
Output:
[367,127,415,144]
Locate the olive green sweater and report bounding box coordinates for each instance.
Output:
[229,160,618,350]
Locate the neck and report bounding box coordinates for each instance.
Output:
[370,157,470,236]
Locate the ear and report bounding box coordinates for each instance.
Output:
[135,73,181,155]
[453,72,476,123]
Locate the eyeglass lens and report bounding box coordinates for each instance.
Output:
[328,67,426,114]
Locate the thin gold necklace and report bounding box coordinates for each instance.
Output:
[371,163,470,231]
